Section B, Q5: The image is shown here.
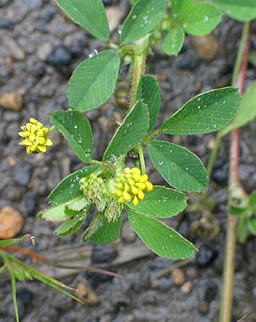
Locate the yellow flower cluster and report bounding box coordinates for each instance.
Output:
[112,167,153,206]
[18,118,53,154]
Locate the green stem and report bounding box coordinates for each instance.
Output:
[137,144,146,174]
[207,132,222,179]
[147,129,162,141]
[9,269,19,322]
[129,53,146,109]
[48,125,56,133]
[232,22,251,87]
[207,22,250,181]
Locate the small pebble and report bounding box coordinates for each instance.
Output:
[0,17,14,30]
[47,45,72,66]
[0,205,24,239]
[155,277,171,291]
[191,35,219,61]
[176,50,199,70]
[181,281,193,294]
[0,92,23,111]
[195,245,217,268]
[172,268,185,286]
[12,163,33,186]
[2,35,25,60]
[198,301,209,315]
[6,186,23,202]
[24,192,38,216]
[37,43,52,61]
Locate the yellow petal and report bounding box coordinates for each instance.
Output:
[26,123,32,131]
[42,127,49,135]
[132,173,140,182]
[30,124,37,133]
[145,182,153,192]
[140,174,148,182]
[29,134,36,142]
[30,144,38,152]
[18,131,30,138]
[20,126,27,130]
[130,168,141,176]
[115,182,123,189]
[26,146,33,154]
[29,118,37,124]
[37,145,47,153]
[133,196,139,206]
[128,178,135,186]
[113,189,123,197]
[138,189,144,200]
[123,191,132,201]
[36,137,46,145]
[19,138,32,146]
[131,186,139,195]
[118,197,126,203]
[135,182,146,190]
[124,183,130,192]
[45,138,53,146]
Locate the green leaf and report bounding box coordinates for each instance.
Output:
[50,111,93,162]
[213,0,256,22]
[55,0,110,42]
[68,50,120,112]
[82,213,103,243]
[49,165,99,206]
[103,101,149,161]
[249,51,256,67]
[136,75,161,134]
[248,219,256,236]
[120,0,168,44]
[38,197,85,222]
[228,204,247,216]
[238,217,249,243]
[127,210,196,259]
[89,215,122,244]
[55,213,87,237]
[161,87,240,135]
[249,191,256,207]
[220,82,256,137]
[0,236,31,247]
[148,140,208,192]
[172,0,222,36]
[66,198,90,212]
[162,26,184,56]
[127,186,187,218]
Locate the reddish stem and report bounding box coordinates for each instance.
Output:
[220,23,251,322]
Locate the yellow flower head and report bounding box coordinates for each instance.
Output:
[112,167,153,206]
[18,118,53,154]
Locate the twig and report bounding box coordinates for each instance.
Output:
[2,246,122,278]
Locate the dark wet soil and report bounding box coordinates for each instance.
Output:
[1,1,256,321]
